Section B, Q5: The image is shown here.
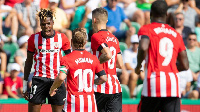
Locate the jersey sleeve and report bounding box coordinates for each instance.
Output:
[178,34,186,53]
[91,34,107,51]
[60,57,69,74]
[138,26,149,39]
[61,33,71,51]
[27,34,35,53]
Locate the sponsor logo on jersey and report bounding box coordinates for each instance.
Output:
[39,49,59,53]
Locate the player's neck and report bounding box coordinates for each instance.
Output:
[95,24,107,33]
[72,47,85,51]
[151,18,166,24]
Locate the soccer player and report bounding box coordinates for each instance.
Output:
[49,28,107,112]
[135,1,189,112]
[22,9,71,112]
[91,8,124,112]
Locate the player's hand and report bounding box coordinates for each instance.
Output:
[49,88,58,97]
[22,91,29,101]
[135,65,142,75]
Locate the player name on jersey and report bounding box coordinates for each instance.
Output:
[153,25,177,38]
[106,36,117,44]
[75,58,93,65]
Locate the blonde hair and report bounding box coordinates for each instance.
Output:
[72,28,87,48]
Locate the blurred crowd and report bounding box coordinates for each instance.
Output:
[0,0,200,100]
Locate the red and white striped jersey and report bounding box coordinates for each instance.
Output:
[60,50,104,112]
[63,93,97,112]
[138,22,186,97]
[91,29,122,94]
[27,31,70,79]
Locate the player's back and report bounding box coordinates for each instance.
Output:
[91,30,120,76]
[91,30,122,94]
[139,22,185,74]
[62,50,100,96]
[62,50,99,112]
[138,22,186,97]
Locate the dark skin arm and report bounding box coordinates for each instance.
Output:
[135,36,150,74]
[24,52,34,81]
[23,52,34,100]
[177,50,189,72]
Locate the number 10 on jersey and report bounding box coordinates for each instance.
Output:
[74,69,93,92]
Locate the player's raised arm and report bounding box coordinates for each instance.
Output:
[99,46,112,64]
[135,35,150,74]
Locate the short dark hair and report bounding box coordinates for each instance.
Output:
[189,32,197,36]
[92,7,108,23]
[37,8,54,20]
[72,28,87,48]
[151,0,168,17]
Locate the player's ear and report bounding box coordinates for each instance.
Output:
[94,18,97,23]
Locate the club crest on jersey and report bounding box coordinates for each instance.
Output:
[54,42,59,49]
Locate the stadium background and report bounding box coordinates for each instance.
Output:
[1,0,200,112]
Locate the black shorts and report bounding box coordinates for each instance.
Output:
[95,92,122,112]
[138,96,180,112]
[28,76,66,105]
